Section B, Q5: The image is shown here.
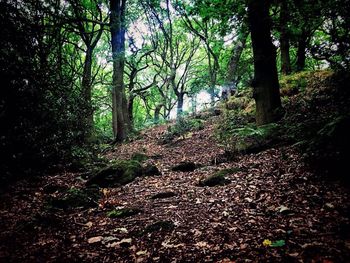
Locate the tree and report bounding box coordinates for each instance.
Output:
[247,0,282,125]
[110,0,129,141]
[279,0,292,75]
[68,0,105,141]
[145,0,200,118]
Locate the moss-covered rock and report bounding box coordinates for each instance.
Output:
[171,161,197,172]
[151,191,176,199]
[86,160,143,188]
[143,164,161,176]
[131,152,148,163]
[199,170,233,187]
[49,186,100,209]
[107,207,142,218]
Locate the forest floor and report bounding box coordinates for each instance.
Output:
[1,111,350,262]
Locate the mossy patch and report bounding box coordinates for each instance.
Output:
[131,152,148,163]
[48,186,100,210]
[107,208,142,218]
[86,160,143,188]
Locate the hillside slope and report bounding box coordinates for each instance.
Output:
[0,71,350,262]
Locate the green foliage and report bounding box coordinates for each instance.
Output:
[217,116,281,154]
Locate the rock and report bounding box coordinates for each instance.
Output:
[171,161,197,172]
[144,221,175,234]
[86,160,143,188]
[151,191,176,199]
[131,152,148,162]
[107,208,142,218]
[143,164,161,176]
[211,151,236,165]
[199,170,232,187]
[49,186,100,210]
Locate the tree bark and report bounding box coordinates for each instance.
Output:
[81,46,94,139]
[248,0,282,125]
[296,29,307,71]
[110,0,128,141]
[279,0,292,75]
[154,104,162,123]
[176,92,184,118]
[227,25,249,89]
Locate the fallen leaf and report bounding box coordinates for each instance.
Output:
[240,243,248,250]
[263,239,272,246]
[117,238,132,245]
[88,236,103,244]
[161,241,184,248]
[114,227,128,233]
[136,250,148,256]
[195,241,208,248]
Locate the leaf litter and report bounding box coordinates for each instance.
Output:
[0,116,349,262]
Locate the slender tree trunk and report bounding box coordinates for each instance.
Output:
[154,104,162,123]
[296,29,307,71]
[227,25,249,89]
[82,46,94,139]
[248,0,282,125]
[176,93,184,118]
[280,1,291,75]
[127,95,134,123]
[110,0,128,141]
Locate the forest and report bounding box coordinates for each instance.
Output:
[0,0,350,262]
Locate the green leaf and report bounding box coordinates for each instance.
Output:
[270,240,285,247]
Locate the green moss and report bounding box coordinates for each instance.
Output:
[131,152,148,162]
[49,186,100,209]
[86,160,143,187]
[107,208,142,218]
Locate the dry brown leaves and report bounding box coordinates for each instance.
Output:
[0,116,349,262]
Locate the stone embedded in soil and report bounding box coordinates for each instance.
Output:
[143,164,161,176]
[85,160,143,188]
[49,186,100,209]
[199,169,234,187]
[171,161,197,172]
[131,152,148,162]
[144,221,175,234]
[151,191,177,199]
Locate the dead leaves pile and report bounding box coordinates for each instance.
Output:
[0,116,349,262]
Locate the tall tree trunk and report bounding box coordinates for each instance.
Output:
[227,25,249,89]
[127,95,134,123]
[280,1,292,75]
[176,93,184,118]
[82,46,94,140]
[154,104,162,123]
[110,0,128,141]
[296,29,307,71]
[248,0,282,125]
